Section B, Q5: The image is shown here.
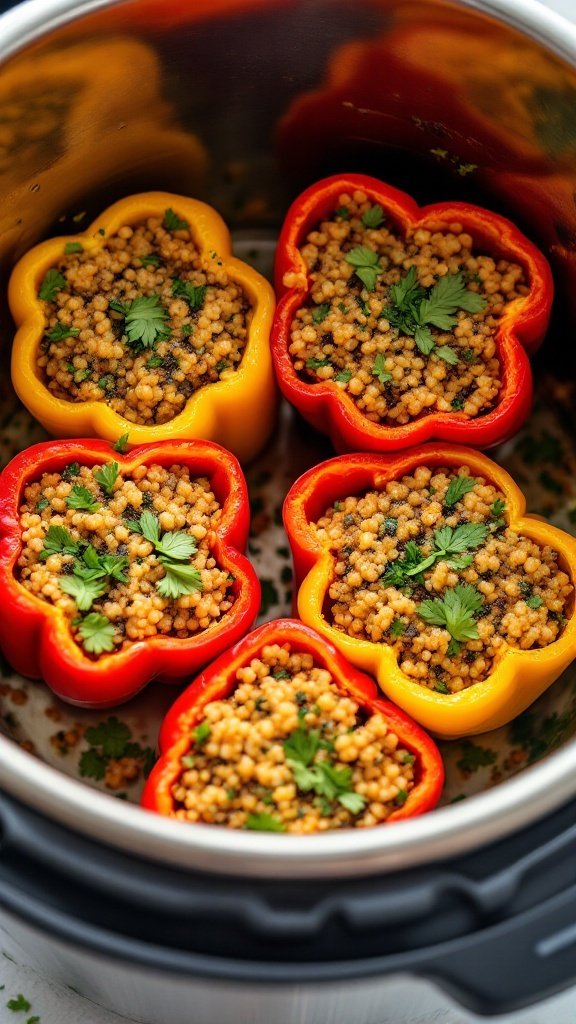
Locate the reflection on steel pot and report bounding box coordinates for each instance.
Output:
[1,1,576,1022]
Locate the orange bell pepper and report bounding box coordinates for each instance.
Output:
[283,445,576,738]
[9,192,276,464]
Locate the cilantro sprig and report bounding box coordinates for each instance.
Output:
[172,277,206,312]
[59,544,128,611]
[444,474,476,507]
[372,352,392,385]
[93,460,119,496]
[283,725,366,815]
[45,322,80,341]
[419,584,485,652]
[77,612,116,654]
[109,294,170,349]
[361,204,384,229]
[405,522,488,577]
[66,484,100,512]
[245,813,286,832]
[39,269,66,302]
[344,245,382,292]
[125,510,202,600]
[386,267,486,364]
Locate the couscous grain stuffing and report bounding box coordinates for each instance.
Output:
[170,643,417,833]
[16,460,235,656]
[314,466,573,693]
[286,190,529,425]
[36,210,250,425]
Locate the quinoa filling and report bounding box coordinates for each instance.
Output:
[314,466,573,693]
[286,190,529,425]
[36,208,250,425]
[16,460,235,656]
[171,643,417,833]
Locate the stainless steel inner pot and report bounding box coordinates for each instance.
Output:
[1,0,576,882]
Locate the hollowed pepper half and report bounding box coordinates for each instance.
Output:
[283,445,576,738]
[0,438,260,707]
[10,192,276,464]
[271,173,553,453]
[141,618,444,827]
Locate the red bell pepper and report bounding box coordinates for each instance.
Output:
[0,439,260,708]
[271,173,553,453]
[142,618,444,825]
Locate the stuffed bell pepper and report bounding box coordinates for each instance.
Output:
[142,618,444,833]
[10,192,276,463]
[0,439,260,707]
[272,174,552,452]
[284,445,576,738]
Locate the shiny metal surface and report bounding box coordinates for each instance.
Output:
[1,0,576,878]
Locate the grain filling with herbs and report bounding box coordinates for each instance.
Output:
[171,643,417,833]
[286,190,529,424]
[314,467,573,693]
[16,459,234,656]
[36,208,250,424]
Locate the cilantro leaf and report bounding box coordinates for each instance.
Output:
[361,204,384,229]
[284,727,320,767]
[45,323,80,341]
[93,461,119,496]
[118,294,170,349]
[59,574,107,611]
[526,594,544,609]
[338,790,367,814]
[156,561,203,600]
[245,813,286,832]
[418,271,487,328]
[65,241,83,254]
[306,356,332,370]
[335,370,352,383]
[194,721,211,746]
[79,748,107,779]
[444,475,476,507]
[39,269,66,301]
[129,509,161,545]
[389,617,406,638]
[156,531,198,561]
[85,716,131,757]
[434,345,459,365]
[113,432,130,453]
[312,303,330,324]
[372,352,392,385]
[414,325,436,355]
[172,278,206,312]
[66,484,99,512]
[344,245,382,291]
[77,613,116,654]
[39,525,79,559]
[419,584,484,642]
[163,208,189,232]
[141,253,161,268]
[381,541,425,587]
[7,995,31,1012]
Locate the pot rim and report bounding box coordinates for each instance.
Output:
[1,0,576,878]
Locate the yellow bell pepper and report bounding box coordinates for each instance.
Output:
[9,192,276,464]
[284,444,576,739]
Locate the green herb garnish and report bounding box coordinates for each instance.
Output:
[194,721,211,746]
[45,323,80,341]
[39,525,79,560]
[372,352,392,385]
[386,266,486,362]
[7,994,31,1012]
[526,594,544,609]
[245,813,286,832]
[389,617,406,638]
[345,245,382,292]
[306,357,332,370]
[419,584,484,643]
[362,204,384,229]
[93,461,119,496]
[113,432,130,453]
[39,269,66,301]
[172,278,207,312]
[66,484,99,512]
[110,294,170,349]
[65,241,83,255]
[404,522,488,577]
[59,574,107,611]
[283,726,366,814]
[126,510,202,600]
[77,613,116,654]
[141,253,161,268]
[147,355,164,368]
[434,681,451,694]
[163,208,189,232]
[335,370,352,383]
[334,206,349,219]
[444,474,476,507]
[36,497,49,512]
[312,303,330,324]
